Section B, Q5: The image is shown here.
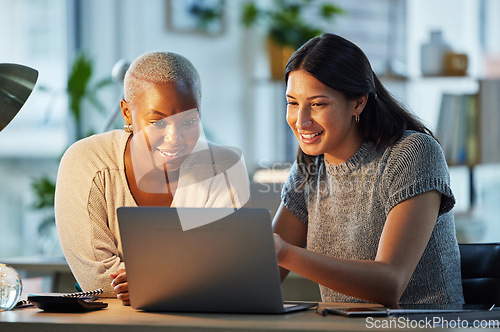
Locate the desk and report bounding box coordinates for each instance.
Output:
[0,300,384,332]
[3,299,500,331]
[4,299,498,331]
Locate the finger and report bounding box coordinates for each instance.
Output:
[110,272,127,287]
[110,268,126,279]
[116,291,130,304]
[113,282,128,295]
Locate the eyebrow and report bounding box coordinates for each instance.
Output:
[286,94,331,100]
[146,110,167,117]
[146,109,199,118]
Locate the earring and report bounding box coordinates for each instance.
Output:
[124,123,133,133]
[355,115,360,124]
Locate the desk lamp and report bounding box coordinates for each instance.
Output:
[0,63,38,132]
[0,63,38,311]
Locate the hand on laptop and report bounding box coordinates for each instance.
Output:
[110,269,130,306]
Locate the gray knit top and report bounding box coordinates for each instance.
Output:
[282,131,464,304]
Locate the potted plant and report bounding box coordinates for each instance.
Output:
[241,0,344,80]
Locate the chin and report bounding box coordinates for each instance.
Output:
[299,146,323,157]
[152,155,186,172]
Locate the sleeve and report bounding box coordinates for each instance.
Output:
[281,161,309,225]
[382,133,455,217]
[55,141,124,297]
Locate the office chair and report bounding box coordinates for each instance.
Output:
[459,243,500,304]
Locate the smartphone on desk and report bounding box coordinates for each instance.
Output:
[319,304,496,317]
[319,306,390,317]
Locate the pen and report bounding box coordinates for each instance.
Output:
[316,307,328,316]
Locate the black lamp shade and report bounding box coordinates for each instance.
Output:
[0,63,38,132]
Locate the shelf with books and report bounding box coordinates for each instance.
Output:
[436,79,500,167]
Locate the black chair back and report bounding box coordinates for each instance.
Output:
[459,243,500,304]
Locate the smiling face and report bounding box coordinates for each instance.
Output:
[286,69,366,165]
[121,81,201,172]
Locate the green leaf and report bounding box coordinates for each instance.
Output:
[241,2,260,27]
[320,4,344,18]
[67,53,93,123]
[241,0,345,49]
[31,175,56,209]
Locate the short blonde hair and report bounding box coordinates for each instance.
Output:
[124,51,201,105]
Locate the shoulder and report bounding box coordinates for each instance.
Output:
[381,130,449,186]
[207,142,242,161]
[207,142,246,171]
[386,131,443,165]
[393,130,440,153]
[60,130,128,170]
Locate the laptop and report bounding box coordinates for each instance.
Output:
[116,207,316,314]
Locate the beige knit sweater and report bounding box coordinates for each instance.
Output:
[55,130,250,296]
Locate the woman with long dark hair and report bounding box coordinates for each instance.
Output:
[273,34,463,306]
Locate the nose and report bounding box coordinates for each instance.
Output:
[296,107,313,130]
[163,123,182,145]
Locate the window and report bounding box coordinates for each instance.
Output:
[0,0,69,257]
[0,0,69,157]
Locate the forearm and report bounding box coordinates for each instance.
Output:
[279,245,405,306]
[55,158,123,296]
[64,248,124,297]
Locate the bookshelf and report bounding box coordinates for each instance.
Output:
[435,79,500,167]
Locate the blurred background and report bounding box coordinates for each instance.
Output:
[0,0,499,262]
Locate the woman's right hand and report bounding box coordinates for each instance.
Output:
[110,268,130,306]
[273,233,292,263]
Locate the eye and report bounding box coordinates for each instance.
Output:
[286,101,298,106]
[182,118,198,126]
[151,119,167,128]
[312,102,325,107]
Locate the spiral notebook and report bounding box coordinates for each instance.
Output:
[25,288,108,312]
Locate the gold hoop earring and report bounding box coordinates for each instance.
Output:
[124,123,133,133]
[355,115,360,124]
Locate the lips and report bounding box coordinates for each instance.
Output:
[156,146,185,158]
[300,131,323,140]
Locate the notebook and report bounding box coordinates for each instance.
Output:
[116,207,316,314]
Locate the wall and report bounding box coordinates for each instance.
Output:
[77,0,260,169]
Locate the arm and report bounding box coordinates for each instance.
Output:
[273,190,440,306]
[272,202,307,281]
[55,140,124,297]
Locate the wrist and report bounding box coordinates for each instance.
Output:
[278,241,293,267]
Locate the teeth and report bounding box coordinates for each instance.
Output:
[301,132,322,139]
[158,149,182,157]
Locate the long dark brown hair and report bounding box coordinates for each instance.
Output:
[285,34,434,185]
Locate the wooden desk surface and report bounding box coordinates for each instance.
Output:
[0,299,388,332]
[4,298,498,331]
